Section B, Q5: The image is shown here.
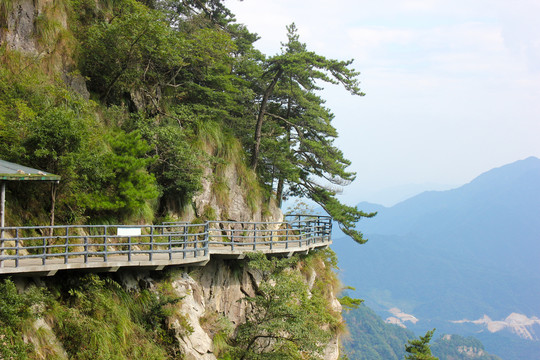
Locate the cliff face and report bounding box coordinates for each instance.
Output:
[166,257,342,359]
[1,0,43,53]
[17,253,342,360]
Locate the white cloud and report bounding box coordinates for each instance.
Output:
[453,313,540,340]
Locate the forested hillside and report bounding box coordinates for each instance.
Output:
[0,0,372,240]
[343,305,502,360]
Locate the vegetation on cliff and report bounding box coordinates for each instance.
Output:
[0,0,373,241]
[0,249,344,360]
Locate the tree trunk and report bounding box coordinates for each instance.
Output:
[276,177,284,208]
[275,94,292,207]
[251,68,284,170]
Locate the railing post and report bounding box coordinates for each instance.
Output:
[11,228,18,267]
[204,222,209,257]
[103,226,108,262]
[230,227,234,251]
[84,236,88,263]
[310,219,314,244]
[299,221,303,247]
[270,229,273,250]
[253,223,257,251]
[128,236,132,262]
[15,237,19,267]
[149,226,154,261]
[183,225,188,259]
[41,236,46,265]
[285,227,289,249]
[64,227,69,264]
[169,234,172,260]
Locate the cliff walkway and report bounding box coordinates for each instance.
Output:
[0,215,332,276]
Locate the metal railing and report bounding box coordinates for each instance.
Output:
[0,215,331,273]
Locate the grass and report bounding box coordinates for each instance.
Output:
[199,310,233,357]
[0,272,197,360]
[46,273,185,359]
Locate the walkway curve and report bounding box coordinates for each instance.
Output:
[0,215,332,276]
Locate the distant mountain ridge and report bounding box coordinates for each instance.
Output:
[358,156,540,275]
[332,156,540,360]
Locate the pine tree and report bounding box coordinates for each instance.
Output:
[251,23,375,243]
[405,329,439,360]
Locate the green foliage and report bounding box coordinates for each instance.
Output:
[2,0,372,236]
[405,329,438,360]
[247,23,374,242]
[343,303,415,360]
[431,334,502,360]
[229,251,341,359]
[339,295,363,311]
[0,279,47,360]
[200,311,234,357]
[50,273,183,359]
[76,0,185,104]
[79,130,159,221]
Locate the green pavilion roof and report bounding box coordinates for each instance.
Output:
[0,159,61,181]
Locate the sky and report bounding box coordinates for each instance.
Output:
[224,0,540,206]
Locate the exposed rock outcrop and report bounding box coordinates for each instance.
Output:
[1,0,90,98]
[193,163,283,225]
[121,257,342,360]
[0,0,39,53]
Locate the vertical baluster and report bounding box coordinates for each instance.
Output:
[42,231,46,265]
[103,226,108,262]
[183,225,188,259]
[270,229,273,250]
[231,227,234,251]
[253,223,257,250]
[169,234,172,260]
[309,221,312,245]
[84,236,88,263]
[149,226,154,261]
[64,227,69,264]
[15,236,19,267]
[13,228,18,267]
[299,221,303,247]
[203,222,209,257]
[128,236,132,262]
[285,227,289,249]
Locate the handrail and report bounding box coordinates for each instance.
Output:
[0,215,332,275]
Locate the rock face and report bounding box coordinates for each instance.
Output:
[193,163,283,225]
[1,0,90,98]
[0,0,39,53]
[160,258,340,360]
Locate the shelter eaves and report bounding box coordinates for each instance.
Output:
[0,159,60,181]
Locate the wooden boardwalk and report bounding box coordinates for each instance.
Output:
[0,215,332,276]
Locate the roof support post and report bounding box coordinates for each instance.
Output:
[49,181,59,238]
[1,182,5,230]
[1,182,4,268]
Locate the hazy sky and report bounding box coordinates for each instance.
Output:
[224,0,540,205]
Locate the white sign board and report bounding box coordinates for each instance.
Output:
[117,227,142,236]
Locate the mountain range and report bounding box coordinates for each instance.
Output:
[332,156,540,359]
